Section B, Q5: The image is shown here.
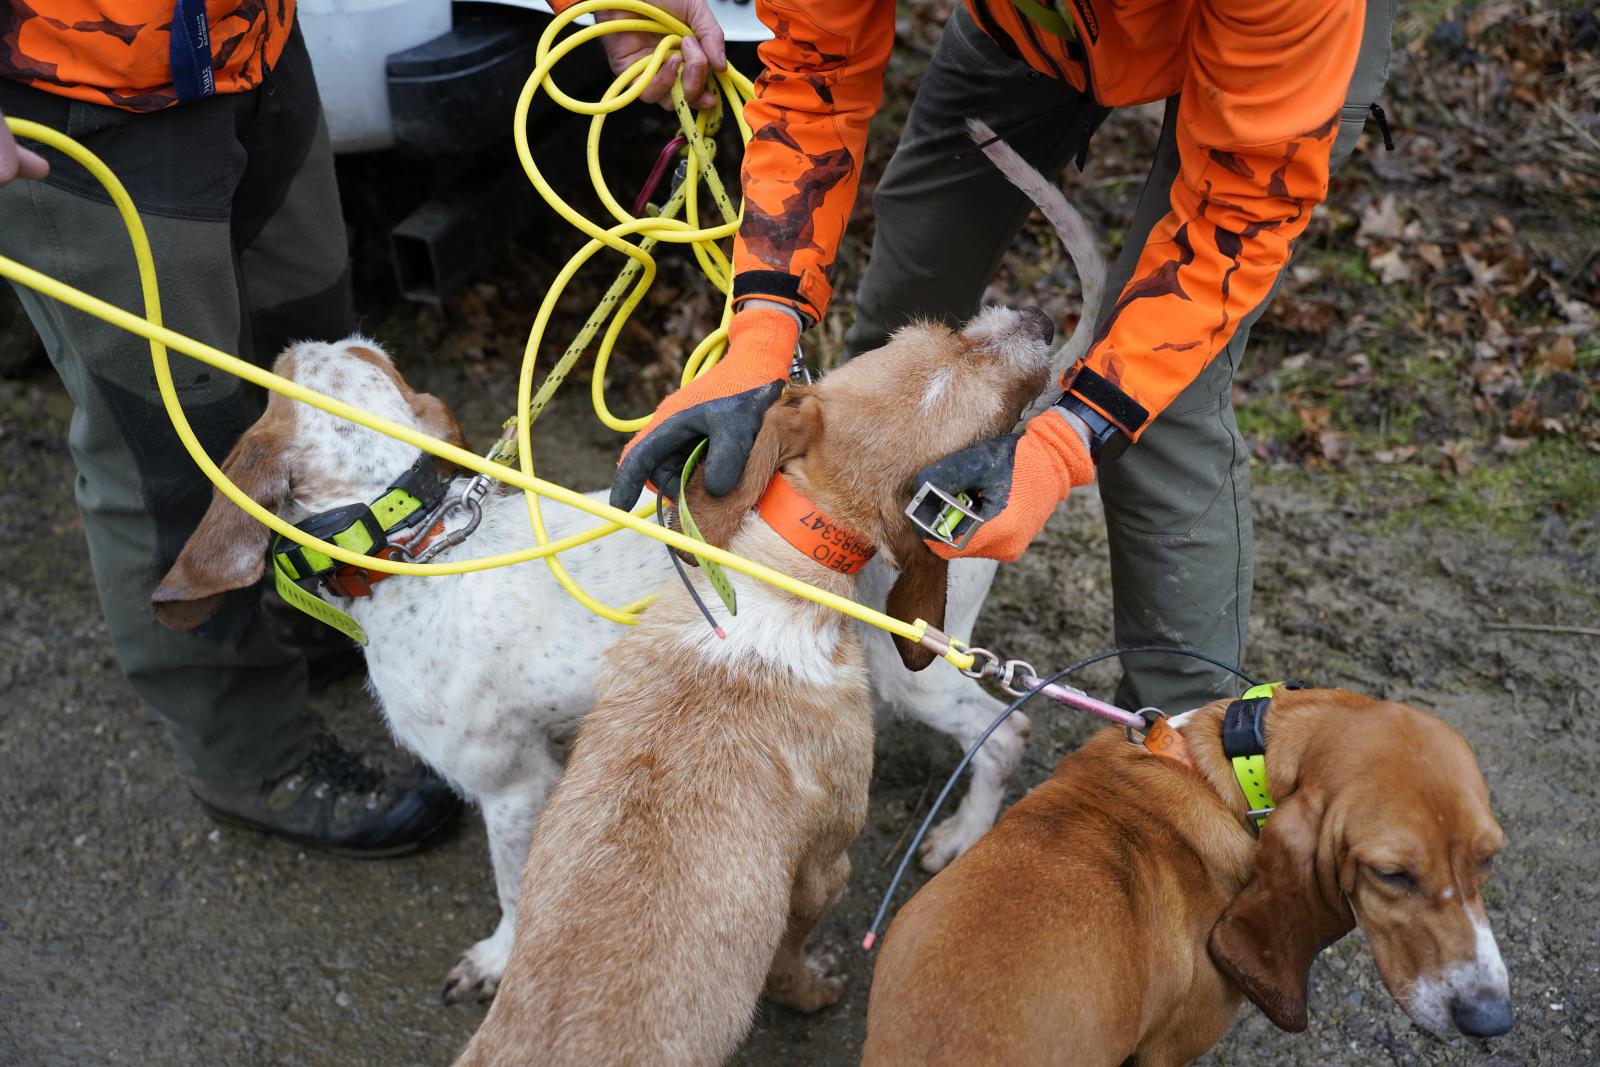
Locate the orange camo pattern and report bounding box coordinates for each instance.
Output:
[738,0,1365,436]
[0,0,295,111]
[734,2,893,317]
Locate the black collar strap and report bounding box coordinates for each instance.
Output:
[272,454,452,584]
[1221,680,1305,833]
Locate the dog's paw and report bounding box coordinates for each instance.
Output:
[441,932,511,1005]
[918,811,985,872]
[767,948,845,1014]
[441,955,499,1005]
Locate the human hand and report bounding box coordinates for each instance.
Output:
[597,0,727,110]
[609,305,798,508]
[0,109,49,187]
[913,407,1095,562]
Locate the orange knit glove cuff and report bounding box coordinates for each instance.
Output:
[720,306,800,385]
[1024,407,1096,491]
[624,306,797,451]
[926,410,1095,562]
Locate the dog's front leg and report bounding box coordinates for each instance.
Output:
[442,753,560,1004]
[918,694,1032,871]
[763,851,851,1013]
[865,557,1032,871]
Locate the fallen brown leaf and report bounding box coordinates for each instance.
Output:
[1358,194,1405,242]
[1536,334,1578,373]
[1370,246,1416,284]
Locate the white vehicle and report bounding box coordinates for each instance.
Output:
[301,0,771,153]
[298,0,768,301]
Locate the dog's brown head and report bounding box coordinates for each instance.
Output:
[685,305,1055,669]
[151,337,464,630]
[1208,689,1510,1038]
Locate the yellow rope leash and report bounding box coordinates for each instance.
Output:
[509,1,749,623]
[0,5,980,672]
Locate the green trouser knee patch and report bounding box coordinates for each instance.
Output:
[89,371,262,642]
[248,265,355,365]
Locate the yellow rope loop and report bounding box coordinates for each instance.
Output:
[0,117,643,577]
[511,0,755,622]
[0,5,974,667]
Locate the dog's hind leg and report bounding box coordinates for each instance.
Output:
[442,752,559,1004]
[764,851,851,1014]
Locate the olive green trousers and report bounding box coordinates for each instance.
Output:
[845,1,1396,710]
[0,27,354,784]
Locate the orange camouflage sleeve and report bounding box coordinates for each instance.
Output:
[1067,0,1366,440]
[730,0,896,323]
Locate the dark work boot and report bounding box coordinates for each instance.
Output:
[190,735,462,857]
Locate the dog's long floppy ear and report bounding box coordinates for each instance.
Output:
[151,415,293,631]
[1208,789,1355,1032]
[684,389,821,551]
[408,390,467,455]
[882,520,949,672]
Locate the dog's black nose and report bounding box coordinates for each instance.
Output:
[1020,305,1054,344]
[1450,994,1513,1037]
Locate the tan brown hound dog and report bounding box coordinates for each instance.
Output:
[454,302,1060,1067]
[863,687,1511,1066]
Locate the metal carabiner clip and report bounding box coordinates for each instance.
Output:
[904,481,984,551]
[788,341,813,386]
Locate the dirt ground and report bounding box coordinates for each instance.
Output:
[3,0,1597,1064]
[3,356,1597,1066]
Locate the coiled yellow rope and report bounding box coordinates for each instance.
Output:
[512,0,751,623]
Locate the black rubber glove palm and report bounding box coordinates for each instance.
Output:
[912,408,1094,562]
[609,306,800,509]
[610,380,786,506]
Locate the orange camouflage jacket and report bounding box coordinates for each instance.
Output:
[0,0,295,111]
[735,0,1365,439]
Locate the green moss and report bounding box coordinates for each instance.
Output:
[1278,439,1600,549]
[1334,254,1377,288]
[1235,402,1300,442]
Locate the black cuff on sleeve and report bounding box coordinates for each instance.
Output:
[732,270,803,303]
[1064,365,1150,436]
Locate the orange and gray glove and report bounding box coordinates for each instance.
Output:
[914,404,1098,563]
[610,305,799,509]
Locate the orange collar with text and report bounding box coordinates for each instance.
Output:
[755,474,876,575]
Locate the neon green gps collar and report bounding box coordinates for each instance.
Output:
[269,454,451,645]
[1220,681,1305,833]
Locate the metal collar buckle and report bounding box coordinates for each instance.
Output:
[788,342,813,385]
[400,476,488,566]
[905,481,983,551]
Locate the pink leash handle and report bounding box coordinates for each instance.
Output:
[979,654,1149,730]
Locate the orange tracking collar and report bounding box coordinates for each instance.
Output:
[755,474,876,575]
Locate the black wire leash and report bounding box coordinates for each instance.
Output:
[862,646,1259,950]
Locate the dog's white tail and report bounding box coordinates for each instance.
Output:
[967,119,1105,392]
